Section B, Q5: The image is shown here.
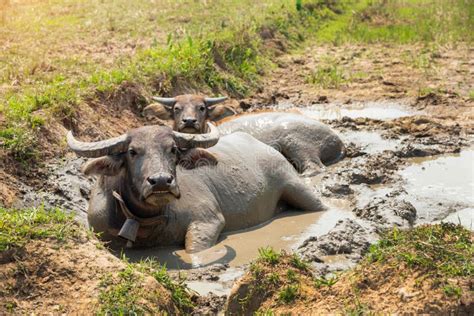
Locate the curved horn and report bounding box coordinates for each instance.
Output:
[152,97,176,107]
[173,122,220,149]
[67,131,130,158]
[204,96,228,106]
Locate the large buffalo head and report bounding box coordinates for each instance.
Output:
[67,123,219,207]
[149,94,234,133]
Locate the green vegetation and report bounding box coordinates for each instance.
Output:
[306,63,346,88]
[258,246,281,265]
[0,206,79,251]
[290,253,309,271]
[278,284,299,303]
[317,0,473,44]
[314,274,338,288]
[138,259,194,311]
[98,258,193,315]
[1,0,356,161]
[367,223,473,295]
[98,266,151,315]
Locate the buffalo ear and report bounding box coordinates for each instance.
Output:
[179,148,218,169]
[82,156,124,176]
[143,103,172,120]
[207,105,236,122]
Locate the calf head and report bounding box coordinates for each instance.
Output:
[67,124,219,208]
[151,94,232,133]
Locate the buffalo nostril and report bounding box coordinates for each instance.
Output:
[147,177,156,185]
[182,118,197,124]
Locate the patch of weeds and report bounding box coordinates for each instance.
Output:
[367,224,473,283]
[138,259,194,312]
[250,261,263,278]
[267,272,281,285]
[306,64,346,88]
[290,253,309,271]
[346,0,473,44]
[0,126,38,162]
[258,247,280,265]
[4,301,17,313]
[255,309,275,316]
[314,274,338,288]
[0,206,79,252]
[468,90,474,101]
[286,269,299,283]
[98,266,149,315]
[278,284,298,304]
[442,283,462,298]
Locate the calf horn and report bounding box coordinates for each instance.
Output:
[67,131,131,158]
[173,122,219,149]
[152,97,176,107]
[204,96,227,106]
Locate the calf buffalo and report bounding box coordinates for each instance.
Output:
[68,124,325,253]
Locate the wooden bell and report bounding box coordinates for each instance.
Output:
[118,218,140,244]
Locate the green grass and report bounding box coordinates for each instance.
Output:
[1,0,356,161]
[290,253,309,271]
[98,258,193,315]
[314,274,338,288]
[0,206,79,252]
[98,266,150,315]
[278,284,299,304]
[306,63,346,88]
[258,247,281,265]
[138,258,194,311]
[367,223,473,296]
[318,0,473,44]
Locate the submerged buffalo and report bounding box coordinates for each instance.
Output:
[151,95,345,176]
[68,124,325,253]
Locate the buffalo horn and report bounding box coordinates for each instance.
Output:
[204,96,228,106]
[173,122,220,149]
[67,131,130,158]
[152,97,176,107]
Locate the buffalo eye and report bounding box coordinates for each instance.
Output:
[174,107,181,113]
[170,146,178,155]
[199,105,206,112]
[128,148,138,157]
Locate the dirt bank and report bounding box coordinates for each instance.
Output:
[0,210,182,314]
[226,224,473,315]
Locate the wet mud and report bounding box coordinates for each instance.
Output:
[15,101,474,313]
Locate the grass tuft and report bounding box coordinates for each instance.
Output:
[0,206,79,252]
[278,284,299,304]
[258,247,281,265]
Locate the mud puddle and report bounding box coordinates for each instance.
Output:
[125,198,353,270]
[340,131,404,154]
[399,149,474,225]
[275,101,419,120]
[124,198,354,295]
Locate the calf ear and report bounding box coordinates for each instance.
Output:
[143,103,172,120]
[82,156,124,176]
[207,105,236,122]
[179,148,218,169]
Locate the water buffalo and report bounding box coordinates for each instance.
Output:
[151,95,345,176]
[68,124,325,253]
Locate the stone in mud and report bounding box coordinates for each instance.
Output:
[191,293,227,316]
[354,195,417,229]
[297,219,371,263]
[322,183,353,197]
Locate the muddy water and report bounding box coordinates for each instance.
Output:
[341,131,402,154]
[275,101,419,120]
[125,198,353,270]
[399,149,474,224]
